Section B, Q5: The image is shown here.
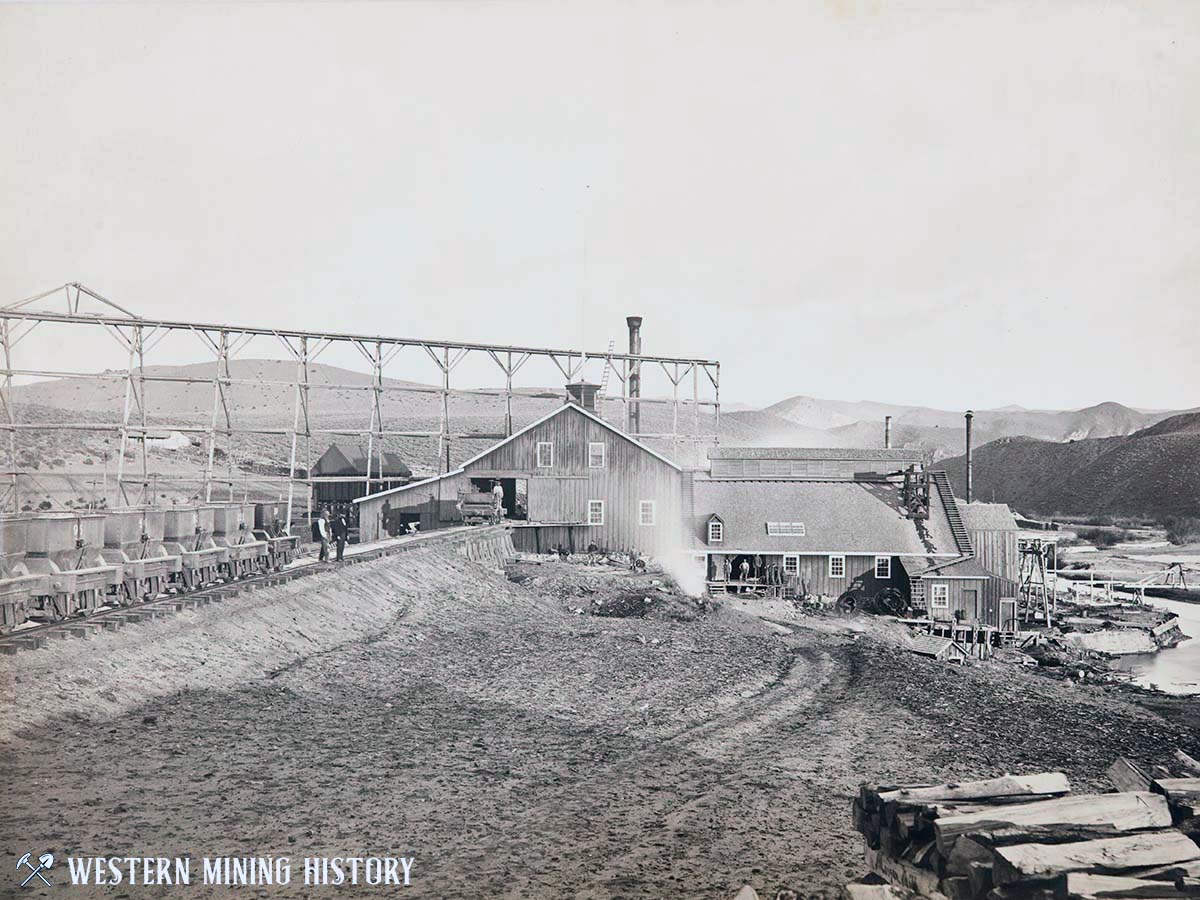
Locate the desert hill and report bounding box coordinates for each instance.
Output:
[763,396,1181,459]
[939,413,1200,518]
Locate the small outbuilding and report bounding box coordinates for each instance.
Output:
[311,442,412,507]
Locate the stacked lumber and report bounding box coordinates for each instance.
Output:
[846,769,1200,900]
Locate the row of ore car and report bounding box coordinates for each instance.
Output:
[0,501,301,634]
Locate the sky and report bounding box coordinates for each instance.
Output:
[1,0,1197,411]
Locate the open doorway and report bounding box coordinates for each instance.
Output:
[470,477,528,521]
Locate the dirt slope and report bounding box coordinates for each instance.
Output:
[1,549,1196,899]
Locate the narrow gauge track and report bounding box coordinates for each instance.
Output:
[0,558,330,654]
[0,524,514,656]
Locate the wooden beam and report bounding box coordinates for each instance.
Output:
[991,831,1200,885]
[934,793,1173,854]
[879,773,1070,805]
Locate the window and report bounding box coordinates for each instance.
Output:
[587,500,604,526]
[766,521,806,536]
[708,519,724,543]
[588,442,606,468]
[783,554,799,576]
[639,500,655,526]
[875,556,891,579]
[829,555,846,578]
[536,442,553,468]
[931,584,949,609]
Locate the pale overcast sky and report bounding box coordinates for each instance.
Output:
[2,1,1197,410]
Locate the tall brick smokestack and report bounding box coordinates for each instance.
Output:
[965,410,974,503]
[884,415,892,449]
[627,316,642,434]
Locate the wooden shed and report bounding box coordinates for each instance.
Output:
[908,555,1018,630]
[354,403,684,557]
[959,501,1021,583]
[311,442,412,506]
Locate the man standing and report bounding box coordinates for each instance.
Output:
[491,480,505,518]
[332,506,349,562]
[317,509,331,562]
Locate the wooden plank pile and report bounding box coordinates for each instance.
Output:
[846,762,1200,900]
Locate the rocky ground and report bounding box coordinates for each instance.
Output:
[1,548,1197,899]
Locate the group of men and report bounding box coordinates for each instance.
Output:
[314,505,351,562]
[717,555,788,592]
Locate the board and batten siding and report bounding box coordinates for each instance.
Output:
[968,528,1021,584]
[707,552,907,599]
[356,404,683,556]
[780,553,904,598]
[467,406,682,556]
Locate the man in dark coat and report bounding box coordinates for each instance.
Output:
[332,506,349,562]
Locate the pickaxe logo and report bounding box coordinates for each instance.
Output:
[16,852,53,887]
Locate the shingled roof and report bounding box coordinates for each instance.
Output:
[708,447,922,461]
[312,442,412,478]
[691,478,962,556]
[958,502,1020,532]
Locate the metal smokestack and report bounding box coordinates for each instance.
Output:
[627,316,642,434]
[965,410,974,503]
[884,415,892,449]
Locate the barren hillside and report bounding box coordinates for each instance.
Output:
[939,413,1200,518]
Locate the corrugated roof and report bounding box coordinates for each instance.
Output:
[708,447,923,461]
[691,478,961,555]
[959,502,1019,532]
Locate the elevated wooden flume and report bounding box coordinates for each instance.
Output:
[0,282,721,527]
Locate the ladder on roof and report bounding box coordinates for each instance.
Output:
[596,339,616,400]
[930,471,972,555]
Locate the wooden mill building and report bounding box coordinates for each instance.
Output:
[353,404,1021,630]
[688,448,1020,628]
[354,400,683,556]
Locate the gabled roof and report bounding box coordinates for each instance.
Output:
[908,634,969,659]
[313,442,411,478]
[457,402,682,472]
[690,478,961,556]
[354,403,678,504]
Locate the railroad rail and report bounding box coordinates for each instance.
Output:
[0,523,515,656]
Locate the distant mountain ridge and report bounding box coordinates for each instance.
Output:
[937,413,1200,518]
[728,395,1193,459]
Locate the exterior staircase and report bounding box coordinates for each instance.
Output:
[930,471,972,555]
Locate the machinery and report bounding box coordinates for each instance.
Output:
[162,506,229,589]
[253,501,300,571]
[0,516,50,633]
[456,491,502,526]
[101,508,183,603]
[20,513,122,621]
[211,503,269,579]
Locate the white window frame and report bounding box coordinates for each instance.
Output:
[588,442,606,469]
[708,519,723,543]
[536,441,553,468]
[875,556,891,579]
[639,500,655,526]
[587,499,604,526]
[930,583,950,609]
[829,554,846,578]
[783,554,799,576]
[766,521,806,536]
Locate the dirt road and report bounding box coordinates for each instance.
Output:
[2,548,1196,899]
